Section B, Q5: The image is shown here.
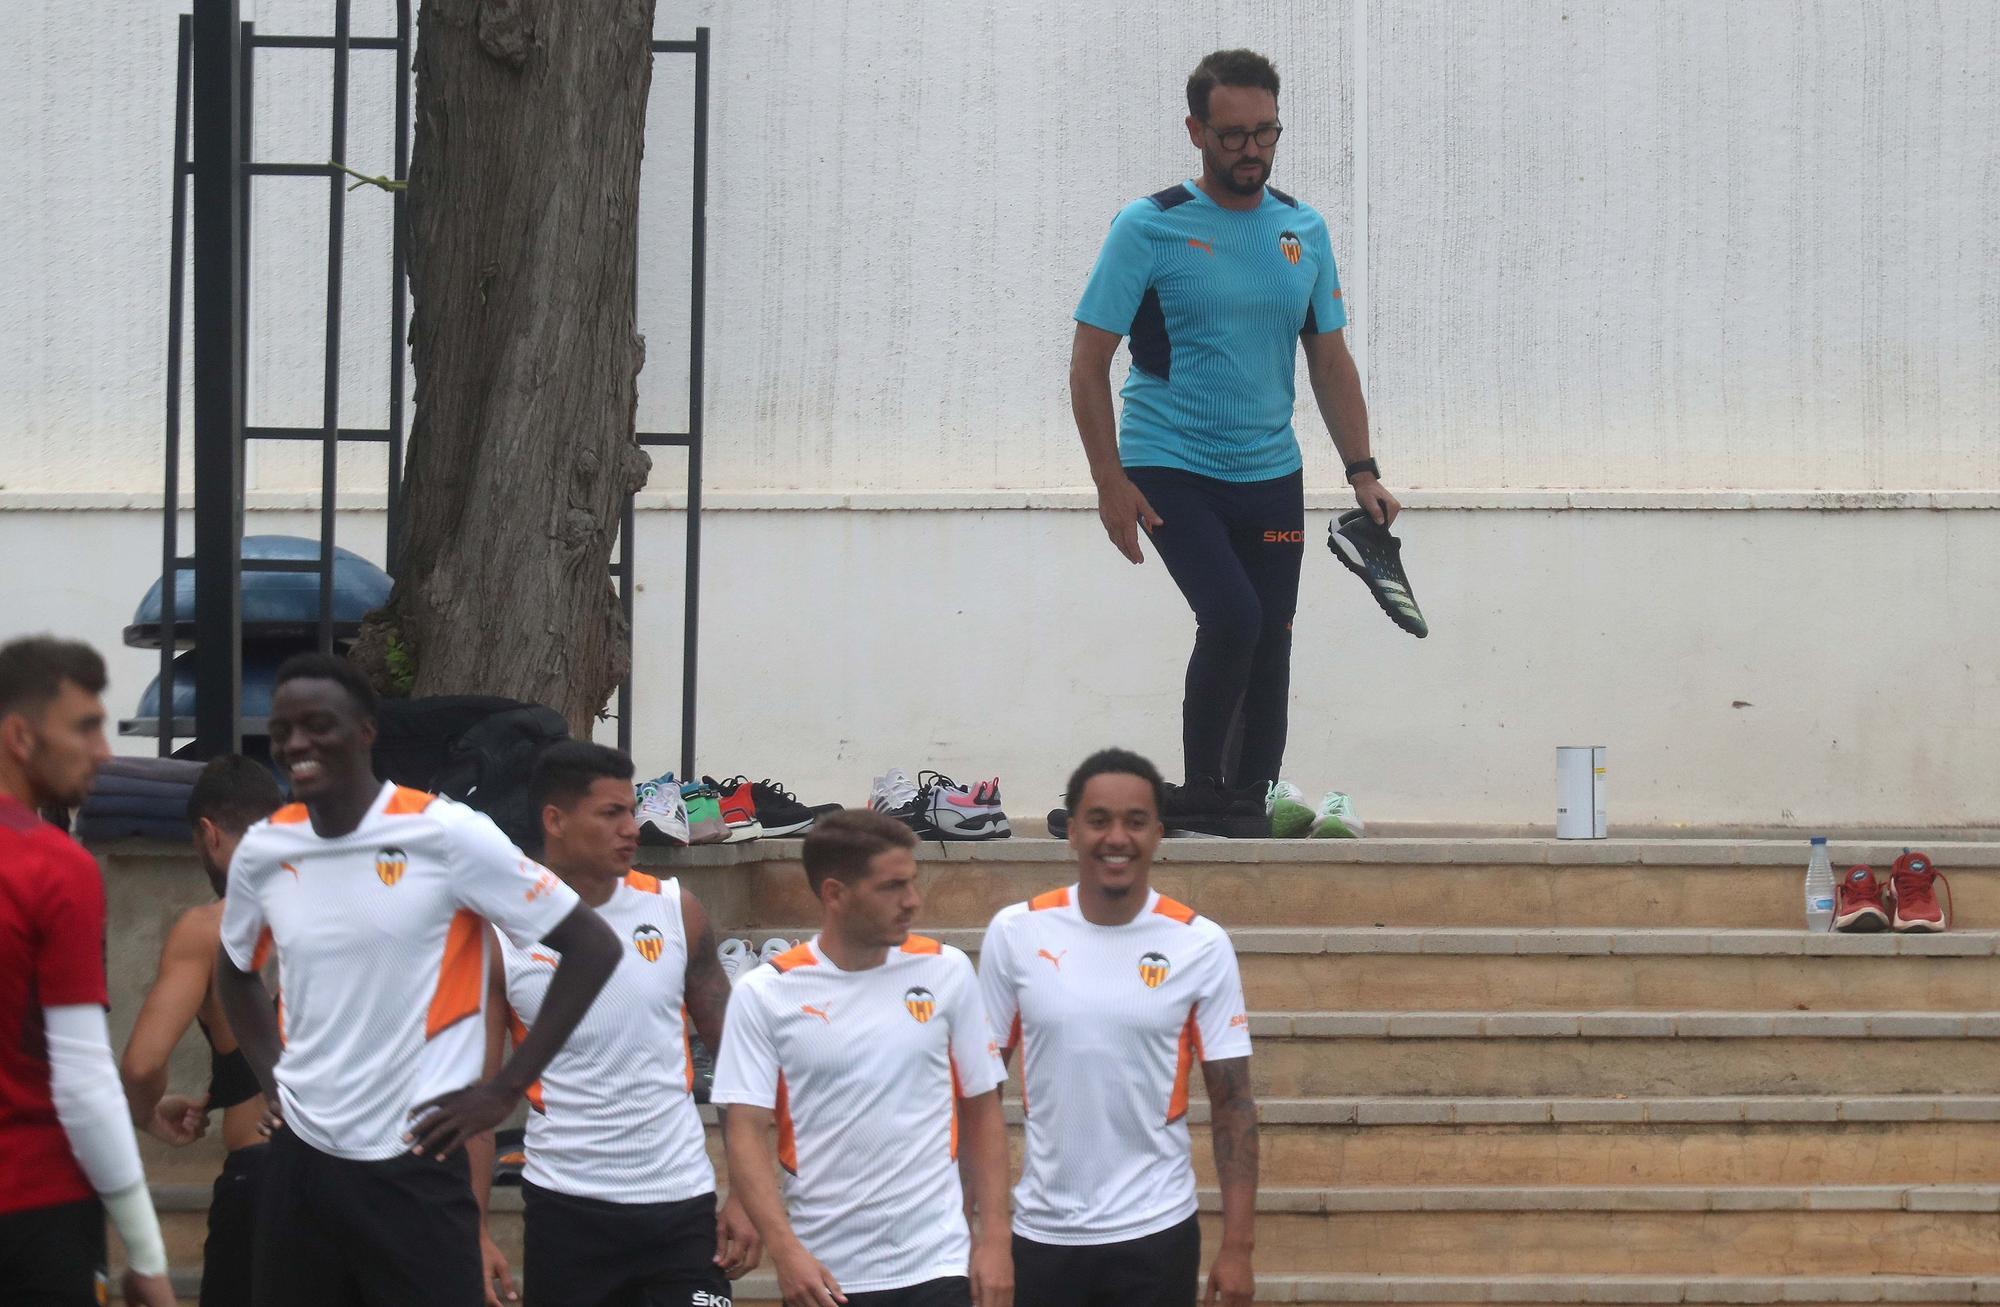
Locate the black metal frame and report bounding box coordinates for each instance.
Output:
[166,4,705,775]
[621,28,708,776]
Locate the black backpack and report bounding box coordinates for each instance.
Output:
[373,696,569,849]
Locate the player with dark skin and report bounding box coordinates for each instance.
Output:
[472,766,763,1305]
[213,674,620,1161]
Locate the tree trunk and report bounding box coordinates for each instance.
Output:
[355,0,655,734]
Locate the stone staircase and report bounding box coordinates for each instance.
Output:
[125,837,2000,1304]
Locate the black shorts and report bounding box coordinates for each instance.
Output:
[1012,1214,1200,1307]
[521,1181,732,1307]
[840,1277,971,1307]
[251,1126,482,1307]
[200,1144,265,1307]
[0,1197,105,1307]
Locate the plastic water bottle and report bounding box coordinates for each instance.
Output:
[1804,836,1835,932]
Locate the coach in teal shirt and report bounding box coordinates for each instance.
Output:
[1069,49,1402,833]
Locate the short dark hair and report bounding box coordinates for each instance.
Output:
[272,651,377,720]
[0,636,107,719]
[188,754,286,834]
[532,740,635,810]
[801,808,917,894]
[1186,48,1280,121]
[1064,747,1167,817]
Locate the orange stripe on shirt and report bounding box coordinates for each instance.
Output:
[775,1073,798,1175]
[507,1010,545,1113]
[1152,895,1197,925]
[899,934,942,956]
[425,909,487,1038]
[1029,887,1070,911]
[269,803,309,825]
[624,870,662,895]
[949,1054,963,1161]
[382,787,437,816]
[1166,1008,1204,1124]
[771,943,818,973]
[249,927,274,973]
[680,1004,695,1092]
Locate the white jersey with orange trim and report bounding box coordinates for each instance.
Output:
[219,782,580,1161]
[497,870,713,1204]
[709,935,1005,1294]
[978,884,1251,1245]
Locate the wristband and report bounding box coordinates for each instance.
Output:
[1344,457,1379,482]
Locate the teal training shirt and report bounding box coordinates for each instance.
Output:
[1074,181,1346,483]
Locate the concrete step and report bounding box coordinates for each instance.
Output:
[648,838,2000,932]
[1242,1012,2000,1097]
[738,926,2000,1012]
[138,1093,2000,1189]
[429,1185,2000,1278]
[134,1270,2000,1305]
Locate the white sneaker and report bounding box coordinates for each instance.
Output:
[635,774,690,846]
[757,937,794,965]
[717,937,754,986]
[1266,780,1314,839]
[1309,790,1365,839]
[870,769,920,817]
[920,772,1011,840]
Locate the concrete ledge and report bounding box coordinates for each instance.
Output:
[684,1095,2000,1128]
[1253,1011,2000,1039]
[719,926,2000,957]
[29,488,2000,514]
[694,1274,2000,1304]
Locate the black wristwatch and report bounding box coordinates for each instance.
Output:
[1344,457,1379,482]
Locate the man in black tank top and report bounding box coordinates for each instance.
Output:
[120,756,283,1307]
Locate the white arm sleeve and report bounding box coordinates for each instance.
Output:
[44,1004,168,1275]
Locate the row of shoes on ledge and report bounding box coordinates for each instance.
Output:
[636,774,836,846]
[1047,777,1365,840]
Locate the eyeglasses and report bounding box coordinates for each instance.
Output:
[1203,120,1283,151]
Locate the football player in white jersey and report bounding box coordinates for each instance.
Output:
[978,748,1258,1307]
[472,741,761,1307]
[215,654,622,1307]
[712,809,1013,1307]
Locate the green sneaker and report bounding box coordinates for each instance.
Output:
[1266,780,1315,838]
[677,780,731,844]
[1309,790,1365,839]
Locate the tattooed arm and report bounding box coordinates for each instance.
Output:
[1200,1055,1257,1307]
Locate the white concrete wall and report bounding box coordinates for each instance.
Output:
[3,3,1996,826]
[5,502,1994,830]
[3,1,1995,494]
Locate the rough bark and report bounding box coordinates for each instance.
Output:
[354,0,655,733]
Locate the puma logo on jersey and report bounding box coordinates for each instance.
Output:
[528,951,558,967]
[1187,238,1214,255]
[800,1004,832,1025]
[280,862,300,881]
[1037,949,1066,971]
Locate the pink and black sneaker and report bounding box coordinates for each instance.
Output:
[918,772,1012,841]
[1832,866,1890,933]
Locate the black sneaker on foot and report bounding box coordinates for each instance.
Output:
[1163,778,1268,839]
[1330,509,1428,637]
[1047,807,1069,838]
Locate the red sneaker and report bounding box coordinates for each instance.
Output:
[1888,851,1949,933]
[702,774,766,843]
[1832,866,1890,933]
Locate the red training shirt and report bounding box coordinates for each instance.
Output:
[0,794,106,1213]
